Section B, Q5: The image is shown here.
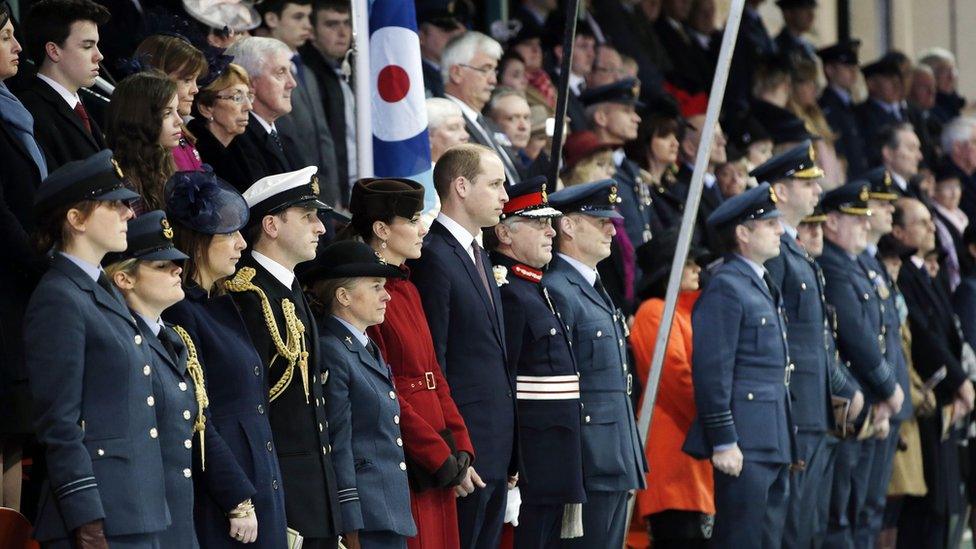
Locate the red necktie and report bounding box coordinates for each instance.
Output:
[74,102,92,135]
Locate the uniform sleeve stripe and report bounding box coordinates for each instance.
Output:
[55,476,96,495]
[57,482,98,499]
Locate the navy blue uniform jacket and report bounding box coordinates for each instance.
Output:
[164,286,288,549]
[319,316,416,536]
[683,255,792,464]
[544,255,646,492]
[818,241,898,403]
[765,232,834,432]
[408,220,516,481]
[25,255,169,541]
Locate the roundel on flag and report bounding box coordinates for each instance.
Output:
[371,26,428,142]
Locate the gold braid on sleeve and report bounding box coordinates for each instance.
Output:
[172,325,210,471]
[225,267,309,403]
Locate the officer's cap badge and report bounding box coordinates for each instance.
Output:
[161,218,174,240]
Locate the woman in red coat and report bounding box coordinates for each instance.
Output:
[338,177,475,548]
[630,230,715,548]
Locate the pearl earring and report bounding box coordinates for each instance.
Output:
[381,241,388,249]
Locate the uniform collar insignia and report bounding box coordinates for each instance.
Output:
[512,263,543,283]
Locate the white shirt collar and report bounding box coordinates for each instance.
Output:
[865,242,878,257]
[137,313,163,336]
[890,171,909,191]
[251,250,296,289]
[445,94,481,123]
[735,254,766,279]
[37,73,80,109]
[910,255,925,270]
[558,252,598,286]
[436,212,479,261]
[613,148,626,167]
[568,73,585,95]
[251,112,277,134]
[332,315,369,347]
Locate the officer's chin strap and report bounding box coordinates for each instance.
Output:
[561,503,583,538]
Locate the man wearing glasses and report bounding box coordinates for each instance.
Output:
[442,31,522,184]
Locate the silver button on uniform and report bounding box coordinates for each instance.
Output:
[97,448,105,456]
[396,437,403,446]
[150,428,158,438]
[143,365,151,376]
[399,462,407,471]
[147,396,155,407]
[549,328,557,336]
[184,439,192,449]
[389,391,396,400]
[183,468,192,478]
[134,335,143,345]
[183,410,191,420]
[394,415,400,424]
[178,382,187,392]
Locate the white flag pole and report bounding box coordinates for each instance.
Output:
[622,0,746,542]
[351,0,373,178]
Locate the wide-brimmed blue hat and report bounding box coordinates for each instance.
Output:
[165,166,250,234]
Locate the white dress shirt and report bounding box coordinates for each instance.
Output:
[252,250,296,289]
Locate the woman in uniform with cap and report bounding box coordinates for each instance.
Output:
[24,150,171,548]
[306,240,417,548]
[103,210,199,548]
[336,179,474,549]
[629,229,714,548]
[161,168,288,548]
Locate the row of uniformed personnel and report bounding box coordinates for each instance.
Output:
[20,140,652,549]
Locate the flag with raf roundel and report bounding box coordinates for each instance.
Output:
[369,0,436,212]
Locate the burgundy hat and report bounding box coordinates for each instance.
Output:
[563,131,615,172]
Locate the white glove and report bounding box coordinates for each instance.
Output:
[504,486,522,526]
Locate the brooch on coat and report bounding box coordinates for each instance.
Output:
[493,265,510,287]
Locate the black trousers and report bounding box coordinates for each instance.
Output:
[457,478,508,549]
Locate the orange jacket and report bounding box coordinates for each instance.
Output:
[630,292,715,517]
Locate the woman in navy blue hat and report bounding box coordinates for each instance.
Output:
[161,167,288,548]
[24,150,173,548]
[103,210,200,548]
[305,241,417,548]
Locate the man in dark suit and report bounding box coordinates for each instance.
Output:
[442,31,522,185]
[856,58,934,169]
[939,117,976,222]
[230,167,342,549]
[301,0,356,206]
[18,0,110,170]
[545,24,596,133]
[891,197,973,548]
[227,37,306,184]
[417,0,466,99]
[408,144,515,549]
[259,0,341,207]
[818,40,870,177]
[546,179,647,548]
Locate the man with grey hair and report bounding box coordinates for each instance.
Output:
[941,117,976,221]
[442,31,522,184]
[228,37,307,183]
[919,48,967,124]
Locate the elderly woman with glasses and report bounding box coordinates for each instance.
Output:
[188,62,265,193]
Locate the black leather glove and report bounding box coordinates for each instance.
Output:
[75,519,109,549]
[432,453,460,488]
[448,451,472,487]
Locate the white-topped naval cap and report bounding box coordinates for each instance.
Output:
[243,166,320,208]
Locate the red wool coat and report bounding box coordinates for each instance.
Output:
[368,270,474,549]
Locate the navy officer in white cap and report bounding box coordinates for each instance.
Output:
[226,166,342,548]
[682,182,795,548]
